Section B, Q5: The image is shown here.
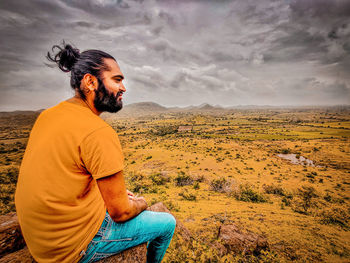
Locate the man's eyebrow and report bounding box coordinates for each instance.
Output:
[112,75,124,80]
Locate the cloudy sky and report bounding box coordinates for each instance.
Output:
[0,0,349,111]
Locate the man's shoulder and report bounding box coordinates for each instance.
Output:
[36,101,112,134]
[83,125,118,143]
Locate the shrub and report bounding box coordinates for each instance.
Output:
[0,172,9,184]
[232,184,268,203]
[306,173,315,179]
[126,172,150,194]
[0,184,16,214]
[281,148,291,154]
[8,167,19,183]
[163,200,180,212]
[282,196,292,206]
[263,184,285,196]
[174,172,193,186]
[178,190,197,201]
[0,167,19,184]
[193,174,205,183]
[149,172,170,186]
[130,182,150,194]
[318,207,349,229]
[324,193,332,202]
[209,177,232,193]
[148,186,159,194]
[292,186,318,214]
[128,172,144,182]
[193,182,200,190]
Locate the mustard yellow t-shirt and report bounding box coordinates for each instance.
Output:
[15,101,124,263]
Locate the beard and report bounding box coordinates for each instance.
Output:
[93,78,123,113]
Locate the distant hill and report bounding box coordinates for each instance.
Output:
[193,103,223,111]
[166,103,224,112]
[108,102,226,116]
[0,110,41,117]
[1,103,349,117]
[124,102,168,112]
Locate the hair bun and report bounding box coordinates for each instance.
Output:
[47,42,80,72]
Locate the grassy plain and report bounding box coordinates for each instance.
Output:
[1,106,349,262]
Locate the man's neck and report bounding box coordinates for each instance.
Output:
[66,96,101,116]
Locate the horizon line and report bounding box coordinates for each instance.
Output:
[1,101,350,113]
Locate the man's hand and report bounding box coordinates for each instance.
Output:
[127,190,136,200]
[130,196,147,211]
[97,171,148,222]
[127,190,147,207]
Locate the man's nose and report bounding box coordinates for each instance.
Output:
[120,82,126,92]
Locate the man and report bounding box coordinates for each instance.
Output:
[15,43,176,263]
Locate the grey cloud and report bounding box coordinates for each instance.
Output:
[289,0,350,18]
[59,0,130,15]
[73,21,95,28]
[306,78,350,98]
[129,65,167,90]
[0,0,349,110]
[284,0,350,65]
[147,39,170,52]
[209,51,243,63]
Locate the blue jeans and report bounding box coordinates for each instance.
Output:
[78,210,176,263]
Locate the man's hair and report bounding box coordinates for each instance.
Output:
[46,41,115,99]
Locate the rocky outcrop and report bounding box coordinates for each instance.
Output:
[0,244,147,263]
[0,213,25,257]
[0,202,182,263]
[214,224,269,256]
[0,247,35,263]
[96,244,147,263]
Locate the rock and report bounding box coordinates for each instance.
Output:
[0,244,147,263]
[215,224,269,256]
[211,241,228,258]
[0,247,35,263]
[0,213,25,256]
[95,244,147,263]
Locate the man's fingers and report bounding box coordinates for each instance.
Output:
[128,195,146,203]
[128,195,137,201]
[126,190,135,196]
[137,196,146,202]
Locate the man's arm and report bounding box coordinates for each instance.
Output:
[96,170,147,223]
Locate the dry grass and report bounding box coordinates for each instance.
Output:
[1,107,349,262]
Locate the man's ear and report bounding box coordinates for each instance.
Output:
[82,73,98,92]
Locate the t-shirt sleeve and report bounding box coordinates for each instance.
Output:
[80,126,124,179]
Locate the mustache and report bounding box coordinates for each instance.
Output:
[116,91,123,97]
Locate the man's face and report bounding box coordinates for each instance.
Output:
[93,58,126,113]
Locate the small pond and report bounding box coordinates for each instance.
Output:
[277,153,318,167]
